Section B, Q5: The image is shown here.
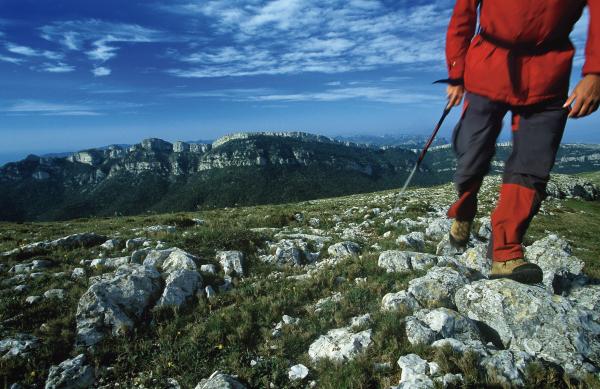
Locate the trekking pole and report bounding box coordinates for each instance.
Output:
[396,105,453,203]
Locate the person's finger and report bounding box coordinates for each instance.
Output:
[591,100,600,114]
[578,100,592,118]
[563,93,576,109]
[569,96,584,118]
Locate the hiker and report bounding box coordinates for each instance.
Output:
[444,1,600,283]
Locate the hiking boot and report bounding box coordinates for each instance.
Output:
[449,220,471,249]
[489,258,543,284]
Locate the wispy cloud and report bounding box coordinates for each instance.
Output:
[168,85,442,105]
[92,66,111,76]
[40,19,176,75]
[162,0,451,78]
[0,54,23,64]
[1,100,100,116]
[39,62,75,73]
[5,43,63,60]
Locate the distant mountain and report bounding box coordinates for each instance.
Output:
[334,134,449,148]
[1,132,599,221]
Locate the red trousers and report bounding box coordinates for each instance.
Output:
[447,92,567,261]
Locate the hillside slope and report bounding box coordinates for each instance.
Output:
[0,174,599,388]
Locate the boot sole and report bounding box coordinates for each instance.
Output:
[489,264,543,285]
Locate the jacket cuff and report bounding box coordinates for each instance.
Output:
[582,62,600,76]
[433,78,464,86]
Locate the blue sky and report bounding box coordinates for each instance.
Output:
[0,0,598,164]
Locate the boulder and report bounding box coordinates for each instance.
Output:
[396,232,425,251]
[378,251,438,273]
[44,289,65,300]
[76,264,162,346]
[392,354,437,389]
[100,239,121,251]
[45,354,95,389]
[405,308,481,346]
[308,327,372,362]
[381,290,421,313]
[0,334,39,359]
[125,237,148,250]
[260,239,318,266]
[455,279,600,377]
[480,349,531,387]
[194,371,247,389]
[161,250,197,273]
[407,267,468,309]
[425,217,452,240]
[216,251,245,276]
[568,284,600,322]
[90,256,130,269]
[156,269,202,308]
[142,248,178,268]
[327,241,361,257]
[524,235,585,293]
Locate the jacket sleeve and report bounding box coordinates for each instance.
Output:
[583,0,600,75]
[446,0,480,81]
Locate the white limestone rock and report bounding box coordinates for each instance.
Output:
[378,251,438,273]
[75,264,162,346]
[0,334,39,359]
[288,364,309,380]
[156,269,202,308]
[216,251,244,276]
[194,371,247,389]
[455,279,600,377]
[396,232,425,251]
[381,290,421,313]
[308,327,372,362]
[525,234,585,293]
[407,266,468,309]
[44,354,95,389]
[327,241,361,258]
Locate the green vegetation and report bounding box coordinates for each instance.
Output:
[0,177,599,388]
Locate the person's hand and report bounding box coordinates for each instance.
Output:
[563,74,600,118]
[447,84,464,109]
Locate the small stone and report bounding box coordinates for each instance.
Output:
[194,371,247,389]
[25,295,42,304]
[327,241,360,257]
[216,251,244,276]
[204,285,217,299]
[72,268,86,279]
[13,284,28,293]
[200,264,217,274]
[44,289,65,300]
[288,364,309,380]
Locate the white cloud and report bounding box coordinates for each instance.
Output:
[40,62,75,73]
[5,43,63,60]
[163,1,450,78]
[92,66,111,76]
[167,85,442,105]
[0,54,23,64]
[1,100,100,116]
[40,19,175,67]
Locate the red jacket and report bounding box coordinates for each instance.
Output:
[447,0,600,105]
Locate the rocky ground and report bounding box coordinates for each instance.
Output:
[0,173,599,388]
